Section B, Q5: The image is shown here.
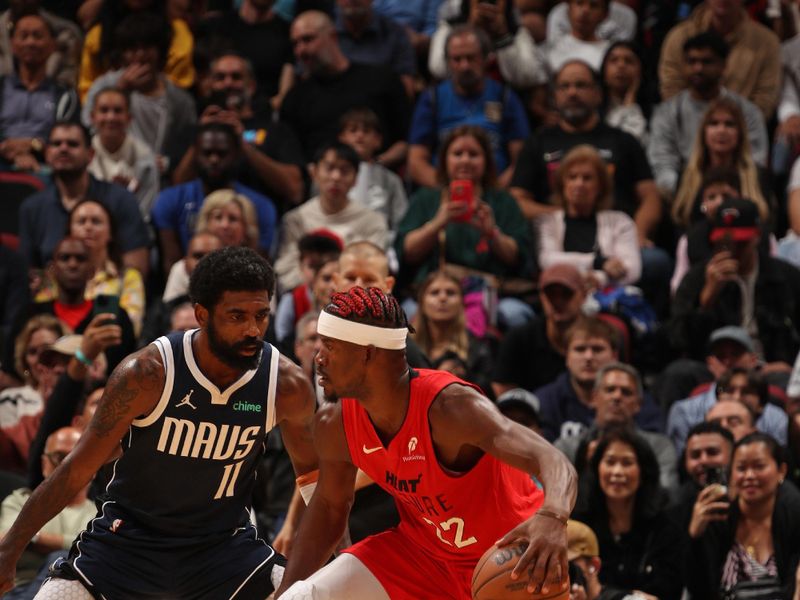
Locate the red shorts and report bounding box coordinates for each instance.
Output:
[343,528,476,600]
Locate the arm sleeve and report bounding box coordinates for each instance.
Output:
[114,190,150,253]
[509,136,545,199]
[408,89,436,146]
[624,131,654,183]
[382,72,412,146]
[491,326,529,385]
[658,26,688,101]
[607,212,642,284]
[391,23,417,76]
[743,101,769,167]
[496,28,548,88]
[502,88,531,141]
[77,25,102,103]
[536,212,595,272]
[164,19,196,89]
[647,102,681,193]
[778,69,800,123]
[422,0,441,36]
[748,33,781,118]
[428,22,450,80]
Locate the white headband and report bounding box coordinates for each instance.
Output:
[317,311,407,350]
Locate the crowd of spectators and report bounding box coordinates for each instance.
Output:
[2,0,800,597]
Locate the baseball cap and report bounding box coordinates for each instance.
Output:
[709,326,755,354]
[567,520,599,560]
[540,263,583,293]
[496,388,541,418]
[709,198,760,243]
[38,335,82,367]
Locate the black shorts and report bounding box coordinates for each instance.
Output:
[51,501,284,600]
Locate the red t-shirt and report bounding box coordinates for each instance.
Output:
[53,300,92,331]
[341,369,543,563]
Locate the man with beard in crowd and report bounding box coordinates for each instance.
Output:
[151,122,278,274]
[407,24,529,189]
[172,53,305,210]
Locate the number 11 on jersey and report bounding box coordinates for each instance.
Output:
[215,460,244,499]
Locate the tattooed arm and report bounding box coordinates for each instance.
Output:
[0,345,164,594]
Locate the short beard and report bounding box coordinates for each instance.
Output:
[206,319,262,371]
[559,104,593,127]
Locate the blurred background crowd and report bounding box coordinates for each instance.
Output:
[1,0,800,597]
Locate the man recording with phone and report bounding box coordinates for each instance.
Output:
[171,53,305,209]
[2,238,136,383]
[670,197,800,368]
[670,421,734,533]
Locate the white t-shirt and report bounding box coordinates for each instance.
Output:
[547,34,610,74]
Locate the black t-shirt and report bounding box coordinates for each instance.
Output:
[491,317,565,391]
[280,63,410,161]
[238,113,306,206]
[195,12,293,99]
[511,122,653,217]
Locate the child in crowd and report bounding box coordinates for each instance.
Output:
[670,167,776,294]
[274,230,342,343]
[338,108,408,240]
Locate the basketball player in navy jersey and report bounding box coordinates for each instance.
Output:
[0,247,318,599]
[277,287,577,600]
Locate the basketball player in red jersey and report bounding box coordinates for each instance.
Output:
[276,287,577,599]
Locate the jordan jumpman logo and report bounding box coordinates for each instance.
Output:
[176,389,197,409]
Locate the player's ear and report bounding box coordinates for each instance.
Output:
[195,303,209,327]
[384,275,395,293]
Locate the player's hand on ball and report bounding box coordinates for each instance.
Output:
[496,512,568,595]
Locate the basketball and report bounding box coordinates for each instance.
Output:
[472,542,570,600]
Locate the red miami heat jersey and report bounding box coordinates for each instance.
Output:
[341,369,543,563]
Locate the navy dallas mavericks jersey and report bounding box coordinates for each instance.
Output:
[104,329,280,536]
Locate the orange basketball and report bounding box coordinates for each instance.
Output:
[472,542,570,600]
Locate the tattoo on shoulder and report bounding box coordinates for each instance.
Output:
[90,347,163,438]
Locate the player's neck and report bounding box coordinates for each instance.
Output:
[360,367,411,446]
[192,330,249,389]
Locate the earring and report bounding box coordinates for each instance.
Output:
[588,566,597,574]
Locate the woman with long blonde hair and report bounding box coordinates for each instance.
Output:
[672,97,770,228]
[196,190,260,250]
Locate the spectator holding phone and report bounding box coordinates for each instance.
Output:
[669,197,800,366]
[396,125,533,329]
[686,433,800,600]
[669,421,734,533]
[34,199,145,338]
[3,237,136,377]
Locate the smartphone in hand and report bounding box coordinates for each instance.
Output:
[449,179,475,223]
[93,294,120,322]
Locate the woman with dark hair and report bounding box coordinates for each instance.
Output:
[395,125,534,329]
[573,427,684,600]
[35,199,145,337]
[686,432,800,599]
[600,41,648,145]
[78,0,195,102]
